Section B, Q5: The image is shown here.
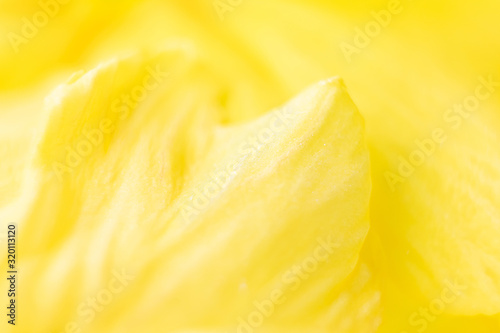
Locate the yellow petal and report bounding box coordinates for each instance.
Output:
[1,50,374,332]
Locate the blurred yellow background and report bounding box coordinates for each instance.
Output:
[1,0,499,332]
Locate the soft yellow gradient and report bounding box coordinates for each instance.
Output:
[0,0,499,332]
